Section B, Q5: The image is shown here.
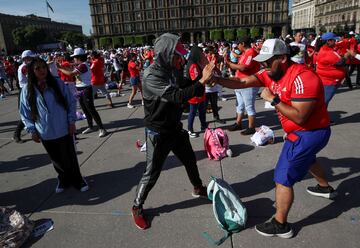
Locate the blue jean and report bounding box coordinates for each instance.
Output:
[324,85,339,107]
[187,102,207,132]
[234,87,258,116]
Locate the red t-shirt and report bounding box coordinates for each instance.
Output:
[128,60,140,77]
[235,48,260,78]
[60,61,75,82]
[188,64,206,104]
[90,58,105,85]
[145,50,153,64]
[255,64,330,133]
[316,46,346,86]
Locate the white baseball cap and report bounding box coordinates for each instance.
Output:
[21,50,35,59]
[253,39,289,62]
[349,31,355,35]
[71,48,86,57]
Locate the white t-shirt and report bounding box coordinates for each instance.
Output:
[18,63,28,88]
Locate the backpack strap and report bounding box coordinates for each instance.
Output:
[202,230,231,246]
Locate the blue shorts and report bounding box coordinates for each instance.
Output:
[274,127,331,187]
[130,76,140,87]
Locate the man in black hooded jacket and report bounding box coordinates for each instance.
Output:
[131,33,215,230]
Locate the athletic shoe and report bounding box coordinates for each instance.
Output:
[99,129,108,138]
[132,206,149,230]
[55,180,66,194]
[220,97,227,101]
[188,131,198,138]
[127,103,135,109]
[228,123,242,131]
[255,218,293,239]
[12,136,24,144]
[82,127,95,134]
[241,127,256,135]
[192,186,208,198]
[306,184,338,199]
[79,179,89,192]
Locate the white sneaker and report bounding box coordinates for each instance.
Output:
[99,129,108,137]
[82,127,95,134]
[55,181,65,194]
[188,130,198,138]
[221,97,227,101]
[80,179,89,192]
[127,103,135,108]
[141,100,144,106]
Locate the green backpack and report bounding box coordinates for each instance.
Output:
[203,177,247,246]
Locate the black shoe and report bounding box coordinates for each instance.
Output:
[13,136,24,143]
[215,117,226,124]
[241,127,256,135]
[255,218,293,239]
[228,123,242,131]
[192,185,208,199]
[306,184,338,199]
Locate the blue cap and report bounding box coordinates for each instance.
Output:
[321,32,339,41]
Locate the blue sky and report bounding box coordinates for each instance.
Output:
[0,0,92,35]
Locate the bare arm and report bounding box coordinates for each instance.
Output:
[57,67,79,77]
[261,88,316,125]
[215,74,262,89]
[227,62,249,72]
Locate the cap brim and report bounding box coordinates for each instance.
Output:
[253,54,274,63]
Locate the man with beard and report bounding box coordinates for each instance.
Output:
[214,39,337,238]
[131,33,215,230]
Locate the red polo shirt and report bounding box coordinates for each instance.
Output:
[235,47,260,78]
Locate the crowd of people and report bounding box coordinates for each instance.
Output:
[1,30,360,239]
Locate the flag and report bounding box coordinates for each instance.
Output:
[46,1,54,13]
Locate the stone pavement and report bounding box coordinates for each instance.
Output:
[0,81,359,248]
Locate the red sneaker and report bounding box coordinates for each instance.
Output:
[132,206,149,230]
[135,140,142,149]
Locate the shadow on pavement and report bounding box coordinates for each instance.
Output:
[0,154,51,173]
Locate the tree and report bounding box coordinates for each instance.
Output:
[12,25,49,50]
[319,25,327,34]
[236,28,248,39]
[99,37,112,48]
[112,36,124,48]
[60,31,87,47]
[134,35,146,46]
[209,29,223,41]
[266,33,275,39]
[224,28,235,41]
[250,27,261,39]
[123,36,135,46]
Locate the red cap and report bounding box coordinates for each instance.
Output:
[175,42,187,56]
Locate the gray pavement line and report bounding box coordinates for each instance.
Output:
[40,210,131,216]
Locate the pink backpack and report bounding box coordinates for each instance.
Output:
[204,128,230,160]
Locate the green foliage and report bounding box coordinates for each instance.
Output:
[210,29,223,41]
[266,33,275,39]
[224,28,235,41]
[112,36,124,48]
[250,27,261,39]
[236,28,248,39]
[12,25,49,50]
[99,37,112,48]
[61,31,87,47]
[123,36,135,46]
[134,35,146,46]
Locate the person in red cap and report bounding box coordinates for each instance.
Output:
[131,33,215,230]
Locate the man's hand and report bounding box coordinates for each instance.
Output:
[31,133,41,143]
[260,88,275,102]
[69,123,76,136]
[199,62,215,85]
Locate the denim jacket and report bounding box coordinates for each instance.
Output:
[19,79,76,141]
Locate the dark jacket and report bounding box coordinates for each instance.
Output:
[142,33,204,134]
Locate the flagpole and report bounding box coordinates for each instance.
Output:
[46,0,50,18]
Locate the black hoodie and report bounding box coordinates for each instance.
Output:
[142,33,204,134]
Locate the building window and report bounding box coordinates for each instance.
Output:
[146,0,152,8]
[231,16,237,25]
[135,12,142,20]
[122,2,129,11]
[257,3,263,11]
[157,0,163,7]
[124,24,131,32]
[112,25,119,34]
[195,7,201,16]
[244,3,250,12]
[146,11,153,19]
[171,19,177,28]
[123,13,130,21]
[219,5,225,14]
[136,22,142,31]
[274,13,280,22]
[158,20,164,29]
[147,22,154,30]
[218,16,224,26]
[194,18,201,27]
[98,15,103,24]
[158,10,164,18]
[207,6,213,14]
[256,14,262,24]
[170,9,177,17]
[207,17,213,27]
[194,0,201,4]
[274,1,281,11]
[243,15,250,24]
[98,26,104,35]
[207,0,213,3]
[170,0,176,6]
[134,1,141,10]
[96,4,102,14]
[231,5,238,13]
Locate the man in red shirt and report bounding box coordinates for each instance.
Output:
[215,39,337,238]
[90,51,114,108]
[127,53,143,108]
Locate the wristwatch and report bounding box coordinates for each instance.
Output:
[271,94,281,106]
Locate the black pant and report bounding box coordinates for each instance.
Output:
[78,86,104,129]
[42,135,84,189]
[14,88,25,139]
[205,92,220,119]
[134,128,203,207]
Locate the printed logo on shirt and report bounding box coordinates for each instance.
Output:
[294,76,304,94]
